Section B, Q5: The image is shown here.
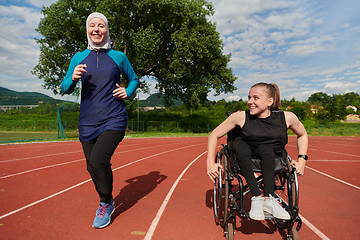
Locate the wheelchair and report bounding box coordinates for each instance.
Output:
[213,130,302,240]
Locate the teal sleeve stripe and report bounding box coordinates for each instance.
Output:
[107,50,139,98]
[61,50,91,94]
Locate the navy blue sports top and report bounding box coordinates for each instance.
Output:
[61,49,139,142]
[240,110,288,154]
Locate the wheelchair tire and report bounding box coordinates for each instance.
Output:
[222,150,230,228]
[213,152,226,225]
[287,225,299,240]
[225,222,234,240]
[273,157,299,229]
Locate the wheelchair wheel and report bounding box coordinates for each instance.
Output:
[222,149,231,228]
[213,152,227,225]
[213,153,222,224]
[273,157,299,229]
[225,222,234,240]
[286,225,299,240]
[213,149,231,227]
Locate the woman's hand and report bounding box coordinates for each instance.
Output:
[113,83,128,99]
[72,64,87,81]
[207,161,223,182]
[291,158,306,176]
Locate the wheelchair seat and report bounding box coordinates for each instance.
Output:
[227,147,287,174]
[225,126,288,174]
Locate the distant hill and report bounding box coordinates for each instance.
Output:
[0,86,64,105]
[140,93,183,107]
[0,86,182,107]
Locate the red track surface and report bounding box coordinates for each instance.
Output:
[0,136,359,239]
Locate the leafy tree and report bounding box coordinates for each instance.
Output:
[281,97,296,109]
[289,101,307,121]
[307,92,330,106]
[323,94,347,122]
[33,0,236,110]
[343,92,360,106]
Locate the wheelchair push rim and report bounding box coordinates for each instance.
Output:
[213,150,231,228]
[213,151,226,225]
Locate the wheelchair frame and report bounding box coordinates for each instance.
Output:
[213,143,302,240]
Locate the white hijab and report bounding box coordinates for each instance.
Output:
[86,12,111,51]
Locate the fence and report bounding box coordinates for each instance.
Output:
[127,119,212,133]
[0,119,359,143]
[302,124,360,136]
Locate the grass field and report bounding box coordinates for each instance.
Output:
[0,132,79,143]
[1,128,359,144]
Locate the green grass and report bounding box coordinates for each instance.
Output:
[2,128,359,144]
[0,131,79,143]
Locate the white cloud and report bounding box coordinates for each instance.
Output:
[25,0,53,8]
[350,26,360,32]
[0,0,360,103]
[0,5,42,78]
[323,80,360,94]
[227,95,241,101]
[286,43,335,56]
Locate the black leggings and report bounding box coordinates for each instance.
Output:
[232,138,275,197]
[81,130,125,203]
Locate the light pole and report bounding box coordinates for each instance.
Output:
[137,90,139,132]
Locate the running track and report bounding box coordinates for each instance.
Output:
[0,136,359,239]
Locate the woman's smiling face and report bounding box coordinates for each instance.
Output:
[247,86,273,118]
[87,18,107,45]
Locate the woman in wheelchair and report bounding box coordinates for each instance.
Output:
[207,82,308,221]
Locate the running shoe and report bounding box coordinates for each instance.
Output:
[92,198,115,228]
[263,194,290,220]
[249,196,265,220]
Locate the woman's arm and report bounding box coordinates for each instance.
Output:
[109,50,139,99]
[61,51,90,94]
[207,111,245,181]
[285,111,308,175]
[61,57,80,94]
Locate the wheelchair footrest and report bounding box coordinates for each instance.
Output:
[264,212,275,220]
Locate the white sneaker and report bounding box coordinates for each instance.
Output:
[263,194,290,220]
[249,196,265,220]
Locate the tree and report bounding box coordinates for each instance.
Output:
[289,101,307,121]
[343,92,360,106]
[323,94,347,122]
[33,0,237,110]
[307,92,330,106]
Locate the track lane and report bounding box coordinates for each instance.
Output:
[0,136,359,239]
[0,137,209,239]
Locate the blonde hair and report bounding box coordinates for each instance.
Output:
[251,82,280,110]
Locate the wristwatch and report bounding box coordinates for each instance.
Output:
[298,154,308,160]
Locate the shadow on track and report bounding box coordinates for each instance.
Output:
[112,171,167,220]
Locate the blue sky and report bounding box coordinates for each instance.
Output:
[0,0,360,103]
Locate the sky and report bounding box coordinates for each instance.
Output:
[1,0,360,103]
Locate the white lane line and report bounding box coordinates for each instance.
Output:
[0,143,205,220]
[0,151,82,163]
[306,166,360,190]
[300,214,331,240]
[0,179,92,220]
[144,151,207,240]
[308,160,360,162]
[0,159,83,179]
[0,142,200,179]
[286,144,360,158]
[0,140,186,163]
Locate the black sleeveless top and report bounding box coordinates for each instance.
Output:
[240,110,288,154]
